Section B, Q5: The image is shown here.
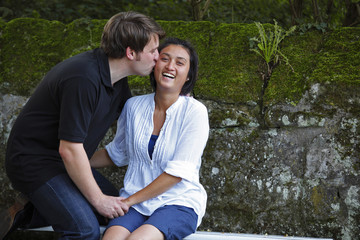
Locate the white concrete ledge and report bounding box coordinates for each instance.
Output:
[23,226,333,240]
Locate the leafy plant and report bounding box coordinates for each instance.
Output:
[297,22,327,35]
[249,19,296,128]
[250,19,296,74]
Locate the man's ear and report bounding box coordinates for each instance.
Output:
[126,47,135,60]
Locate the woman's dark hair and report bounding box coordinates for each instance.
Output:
[150,37,199,95]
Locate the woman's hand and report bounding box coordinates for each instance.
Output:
[121,172,181,208]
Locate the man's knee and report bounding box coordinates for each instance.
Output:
[59,223,101,240]
[79,226,101,240]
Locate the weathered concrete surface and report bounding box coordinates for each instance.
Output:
[0,19,359,239]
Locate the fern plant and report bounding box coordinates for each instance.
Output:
[249,20,296,128]
[250,19,296,74]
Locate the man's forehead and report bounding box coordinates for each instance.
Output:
[147,34,159,49]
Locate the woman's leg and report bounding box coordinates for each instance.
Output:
[104,207,147,240]
[102,226,131,240]
[131,205,198,240]
[127,224,164,240]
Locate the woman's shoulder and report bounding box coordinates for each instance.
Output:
[182,96,208,112]
[127,93,154,104]
[124,93,154,111]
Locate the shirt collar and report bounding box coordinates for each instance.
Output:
[95,48,113,88]
[151,93,185,115]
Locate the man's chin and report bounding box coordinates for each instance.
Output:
[143,69,153,76]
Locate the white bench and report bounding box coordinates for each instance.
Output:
[24,226,333,240]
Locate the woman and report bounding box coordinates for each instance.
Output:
[91,37,209,240]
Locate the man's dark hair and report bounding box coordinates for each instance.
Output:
[101,11,165,59]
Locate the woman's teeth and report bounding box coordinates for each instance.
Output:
[163,73,175,79]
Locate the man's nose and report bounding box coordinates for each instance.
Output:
[154,50,159,61]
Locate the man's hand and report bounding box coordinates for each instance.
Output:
[94,195,129,219]
[59,140,128,219]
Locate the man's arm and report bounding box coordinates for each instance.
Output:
[122,172,181,207]
[59,140,128,219]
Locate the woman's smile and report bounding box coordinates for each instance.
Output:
[154,44,190,93]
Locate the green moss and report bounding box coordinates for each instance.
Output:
[264,31,325,104]
[0,18,108,96]
[62,18,106,58]
[127,75,153,95]
[310,27,360,109]
[0,18,359,104]
[195,23,261,103]
[0,18,65,95]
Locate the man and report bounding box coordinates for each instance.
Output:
[1,11,165,239]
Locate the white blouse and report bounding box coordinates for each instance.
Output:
[106,93,209,227]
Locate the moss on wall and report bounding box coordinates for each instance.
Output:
[310,27,360,113]
[0,18,65,95]
[62,19,106,58]
[265,31,325,104]
[0,18,359,109]
[197,23,261,103]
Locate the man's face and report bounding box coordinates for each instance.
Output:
[132,34,160,76]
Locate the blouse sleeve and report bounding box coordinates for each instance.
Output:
[163,102,210,182]
[105,101,129,167]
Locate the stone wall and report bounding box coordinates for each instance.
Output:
[0,18,359,239]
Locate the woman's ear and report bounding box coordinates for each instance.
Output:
[126,47,135,60]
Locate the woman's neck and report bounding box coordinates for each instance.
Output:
[152,92,180,135]
[154,92,179,112]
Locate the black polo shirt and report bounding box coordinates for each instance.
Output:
[6,48,131,194]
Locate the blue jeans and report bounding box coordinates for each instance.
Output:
[26,169,118,240]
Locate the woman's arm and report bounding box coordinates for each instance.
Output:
[122,172,181,207]
[90,149,115,168]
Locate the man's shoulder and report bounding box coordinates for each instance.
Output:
[62,50,97,71]
[51,50,105,87]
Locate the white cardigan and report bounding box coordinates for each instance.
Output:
[106,93,209,227]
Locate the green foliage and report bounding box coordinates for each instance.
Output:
[206,0,291,26]
[0,0,355,29]
[250,20,296,72]
[297,22,328,34]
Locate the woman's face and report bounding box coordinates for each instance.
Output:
[153,44,190,94]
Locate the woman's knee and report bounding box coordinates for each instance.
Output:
[103,226,130,240]
[126,224,164,240]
